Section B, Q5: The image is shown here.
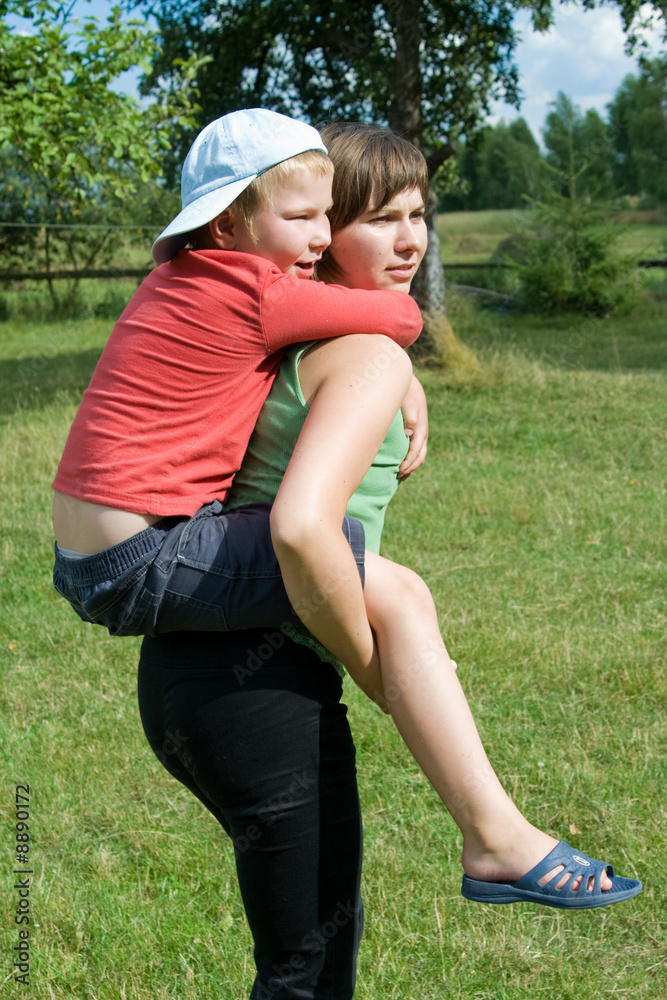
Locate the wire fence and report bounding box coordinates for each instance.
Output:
[1,222,665,284]
[3,262,664,283]
[0,222,159,286]
[0,268,153,282]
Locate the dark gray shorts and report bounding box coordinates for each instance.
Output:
[53,500,365,637]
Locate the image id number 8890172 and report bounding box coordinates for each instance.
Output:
[13,784,32,985]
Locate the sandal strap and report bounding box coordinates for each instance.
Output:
[514,841,614,896]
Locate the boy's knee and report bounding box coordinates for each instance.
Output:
[366,557,430,615]
[390,562,430,607]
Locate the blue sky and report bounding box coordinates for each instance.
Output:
[490,4,665,141]
[28,1,667,143]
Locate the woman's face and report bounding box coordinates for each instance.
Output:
[327,186,427,292]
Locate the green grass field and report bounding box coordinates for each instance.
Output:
[437,207,667,263]
[1,267,665,998]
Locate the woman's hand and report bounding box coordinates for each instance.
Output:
[399,374,428,479]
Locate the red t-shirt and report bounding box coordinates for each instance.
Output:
[53,249,422,516]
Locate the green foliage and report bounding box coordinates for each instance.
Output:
[132,1,667,177]
[444,117,546,211]
[543,93,616,200]
[612,0,667,49]
[607,58,667,204]
[0,0,204,306]
[517,226,640,315]
[446,65,667,214]
[134,0,528,176]
[514,164,642,315]
[2,3,184,207]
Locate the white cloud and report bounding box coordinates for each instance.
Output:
[490,3,665,144]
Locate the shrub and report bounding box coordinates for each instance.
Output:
[510,162,642,316]
[516,219,642,315]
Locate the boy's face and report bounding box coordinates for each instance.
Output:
[326,186,427,292]
[232,167,333,279]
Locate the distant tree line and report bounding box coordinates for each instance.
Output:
[2,2,665,321]
[445,59,667,211]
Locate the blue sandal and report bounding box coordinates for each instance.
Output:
[461,841,642,909]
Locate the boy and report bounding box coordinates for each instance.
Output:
[52,108,422,637]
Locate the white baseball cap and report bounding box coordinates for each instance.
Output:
[152,108,328,264]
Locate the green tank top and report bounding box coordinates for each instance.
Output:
[227,342,408,670]
[228,343,408,553]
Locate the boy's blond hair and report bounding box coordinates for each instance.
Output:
[191,149,332,248]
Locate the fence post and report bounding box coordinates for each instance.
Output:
[43,225,57,306]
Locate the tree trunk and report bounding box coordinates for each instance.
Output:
[392,0,422,148]
[390,0,446,357]
[410,187,446,315]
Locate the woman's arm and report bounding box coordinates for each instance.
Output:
[269,334,413,692]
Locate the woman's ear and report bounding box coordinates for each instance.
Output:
[207,209,237,250]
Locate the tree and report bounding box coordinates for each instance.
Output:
[542,93,615,201]
[0,0,202,305]
[133,0,539,352]
[514,163,641,315]
[133,0,665,336]
[448,117,545,211]
[608,59,667,204]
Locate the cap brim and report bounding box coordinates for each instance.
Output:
[152,174,258,264]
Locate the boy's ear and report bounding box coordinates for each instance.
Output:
[207,210,237,250]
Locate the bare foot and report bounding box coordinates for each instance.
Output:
[462,823,614,892]
[462,826,558,883]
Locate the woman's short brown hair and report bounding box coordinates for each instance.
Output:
[317,121,429,283]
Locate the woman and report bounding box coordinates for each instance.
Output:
[138,123,639,1000]
[138,123,424,1000]
[138,123,423,1000]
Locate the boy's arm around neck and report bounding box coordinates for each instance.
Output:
[261,270,423,352]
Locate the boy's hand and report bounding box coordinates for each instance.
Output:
[399,375,428,479]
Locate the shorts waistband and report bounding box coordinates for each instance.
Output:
[54,516,186,586]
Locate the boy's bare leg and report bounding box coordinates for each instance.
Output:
[360,553,612,891]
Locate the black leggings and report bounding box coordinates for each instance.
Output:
[138,628,364,999]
